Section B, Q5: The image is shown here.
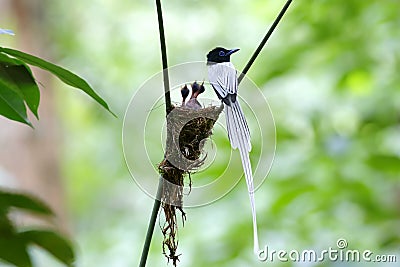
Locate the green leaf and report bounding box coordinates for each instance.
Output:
[0,47,115,116]
[0,212,14,234]
[0,190,53,215]
[20,230,75,267]
[0,53,40,118]
[0,229,32,267]
[0,75,31,126]
[0,52,23,65]
[3,65,40,119]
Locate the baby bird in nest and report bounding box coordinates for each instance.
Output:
[180,84,190,106]
[181,81,205,110]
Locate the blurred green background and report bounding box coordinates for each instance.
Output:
[0,0,399,266]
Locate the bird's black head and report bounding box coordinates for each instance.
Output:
[207,47,239,64]
[191,81,200,93]
[181,84,189,99]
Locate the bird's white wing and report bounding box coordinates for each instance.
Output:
[208,62,237,98]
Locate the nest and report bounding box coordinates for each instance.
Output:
[158,103,223,266]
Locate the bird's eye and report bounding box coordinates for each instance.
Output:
[219,51,225,57]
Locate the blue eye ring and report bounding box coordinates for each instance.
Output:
[219,51,225,57]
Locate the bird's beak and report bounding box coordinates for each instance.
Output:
[226,48,240,56]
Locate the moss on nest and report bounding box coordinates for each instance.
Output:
[158,103,223,266]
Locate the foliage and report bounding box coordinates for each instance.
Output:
[0,29,114,266]
[0,189,74,267]
[0,45,114,127]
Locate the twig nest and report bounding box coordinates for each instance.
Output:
[158,102,223,266]
[164,104,223,170]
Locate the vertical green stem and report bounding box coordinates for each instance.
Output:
[139,178,163,267]
[139,0,170,266]
[156,0,172,114]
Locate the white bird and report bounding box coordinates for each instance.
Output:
[207,47,259,254]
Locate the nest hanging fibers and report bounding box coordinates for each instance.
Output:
[158,99,223,265]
